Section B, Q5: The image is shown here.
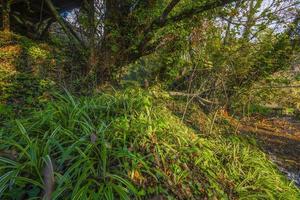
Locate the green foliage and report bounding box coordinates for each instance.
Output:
[231,69,300,116]
[0,1,299,198]
[0,31,81,116]
[121,1,298,116]
[0,73,54,111]
[0,104,13,124]
[247,104,273,116]
[0,88,299,199]
[295,74,300,81]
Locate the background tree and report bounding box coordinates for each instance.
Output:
[1,0,10,31]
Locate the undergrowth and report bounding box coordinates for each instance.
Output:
[0,88,299,199]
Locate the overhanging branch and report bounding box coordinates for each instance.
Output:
[45,0,86,49]
[138,0,181,53]
[138,0,241,55]
[167,0,241,25]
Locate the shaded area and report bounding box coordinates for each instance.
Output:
[0,31,73,121]
[0,0,82,38]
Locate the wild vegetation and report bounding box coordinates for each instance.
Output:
[0,0,300,199]
[1,89,299,199]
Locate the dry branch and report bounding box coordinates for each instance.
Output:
[169,91,219,104]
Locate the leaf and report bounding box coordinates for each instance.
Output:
[42,155,55,200]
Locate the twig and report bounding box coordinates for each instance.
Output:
[169,91,219,105]
[253,85,300,89]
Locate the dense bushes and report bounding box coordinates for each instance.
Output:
[0,88,299,199]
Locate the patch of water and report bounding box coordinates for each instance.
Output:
[269,154,300,187]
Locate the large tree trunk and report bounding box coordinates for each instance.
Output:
[84,0,97,75]
[2,0,10,32]
[96,0,128,82]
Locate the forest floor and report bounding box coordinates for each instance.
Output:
[237,116,300,186]
[169,100,300,187]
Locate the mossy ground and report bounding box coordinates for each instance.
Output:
[0,31,76,120]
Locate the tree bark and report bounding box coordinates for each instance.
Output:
[2,0,10,32]
[84,0,96,74]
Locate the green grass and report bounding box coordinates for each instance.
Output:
[0,88,299,199]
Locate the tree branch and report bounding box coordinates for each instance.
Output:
[138,0,241,56]
[45,0,86,48]
[167,0,241,25]
[138,0,181,52]
[169,91,219,104]
[161,0,181,21]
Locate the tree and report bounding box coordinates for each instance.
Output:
[154,0,299,111]
[1,0,241,81]
[1,0,10,31]
[44,0,240,81]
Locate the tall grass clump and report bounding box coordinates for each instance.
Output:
[0,88,299,199]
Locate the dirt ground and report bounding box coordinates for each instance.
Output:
[239,116,300,186]
[170,104,300,186]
